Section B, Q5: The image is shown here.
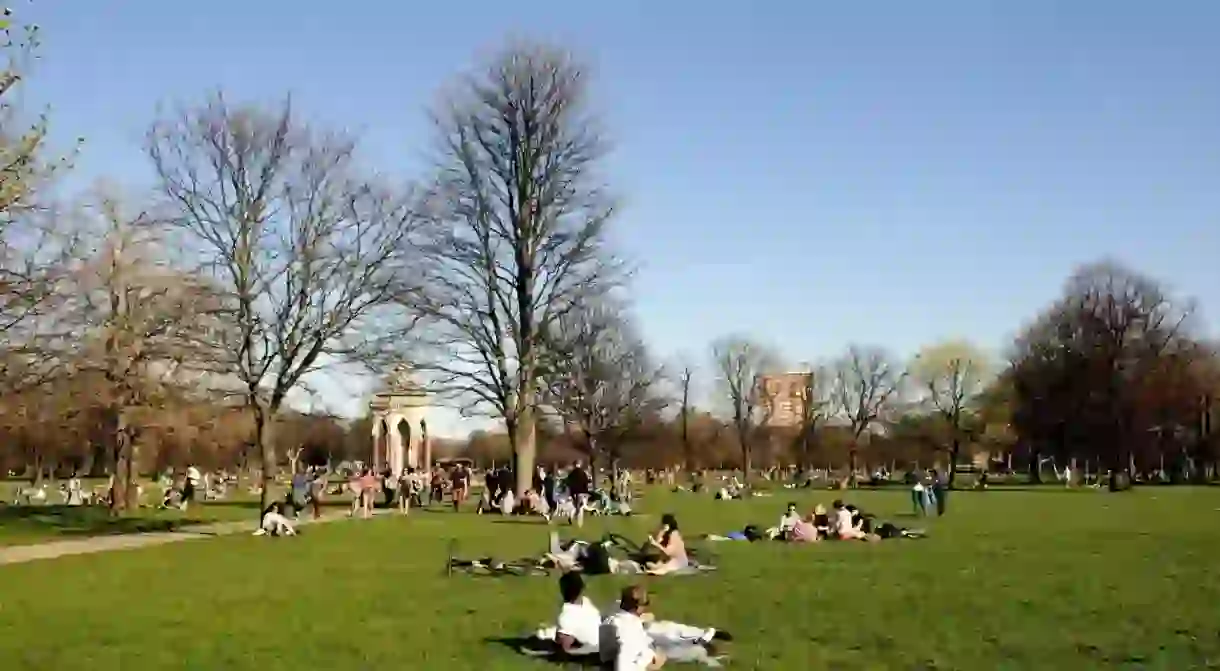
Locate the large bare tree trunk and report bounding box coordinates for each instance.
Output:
[109,409,132,515]
[125,429,139,510]
[513,405,536,496]
[254,402,276,513]
[739,431,752,477]
[947,436,962,488]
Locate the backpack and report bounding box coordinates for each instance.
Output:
[583,542,612,575]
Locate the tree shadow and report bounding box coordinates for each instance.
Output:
[0,505,213,540]
[484,637,602,668]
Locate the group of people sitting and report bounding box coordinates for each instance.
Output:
[707,499,925,543]
[541,513,694,577]
[476,463,634,524]
[528,572,732,668]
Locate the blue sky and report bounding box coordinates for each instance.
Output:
[22,1,1220,436]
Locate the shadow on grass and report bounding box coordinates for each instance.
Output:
[491,518,549,525]
[0,505,213,540]
[484,637,602,668]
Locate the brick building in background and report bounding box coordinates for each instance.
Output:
[756,371,814,429]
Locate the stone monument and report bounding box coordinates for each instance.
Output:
[368,364,431,474]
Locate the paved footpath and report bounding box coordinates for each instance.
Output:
[0,510,388,567]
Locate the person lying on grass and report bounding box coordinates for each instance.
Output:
[254,502,297,537]
[543,532,642,575]
[530,574,730,667]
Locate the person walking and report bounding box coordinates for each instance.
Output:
[565,461,591,528]
[931,468,947,516]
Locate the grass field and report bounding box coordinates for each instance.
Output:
[0,487,1217,669]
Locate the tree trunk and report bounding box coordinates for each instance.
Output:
[125,433,139,510]
[800,426,813,472]
[848,441,859,487]
[947,436,961,488]
[680,408,692,472]
[587,433,599,488]
[110,409,132,515]
[512,403,536,496]
[739,431,751,478]
[254,401,276,515]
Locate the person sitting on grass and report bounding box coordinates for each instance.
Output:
[831,500,868,540]
[254,502,297,537]
[644,514,689,575]
[811,504,832,539]
[601,584,730,669]
[789,510,821,543]
[769,502,802,540]
[530,574,729,666]
[519,489,549,517]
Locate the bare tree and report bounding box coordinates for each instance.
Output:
[679,364,694,471]
[794,364,836,472]
[711,335,779,476]
[147,94,425,512]
[543,301,665,477]
[913,340,991,486]
[416,42,619,495]
[833,345,908,485]
[0,9,80,391]
[53,192,224,512]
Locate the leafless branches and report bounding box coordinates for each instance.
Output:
[542,300,665,471]
[913,340,991,485]
[794,365,836,471]
[47,191,227,509]
[712,335,780,474]
[0,10,81,392]
[415,42,620,493]
[147,93,426,510]
[833,345,908,482]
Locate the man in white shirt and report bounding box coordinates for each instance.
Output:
[532,575,728,667]
[553,572,601,654]
[601,585,664,670]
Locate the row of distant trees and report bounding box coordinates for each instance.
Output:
[0,7,1214,520]
[0,9,629,514]
[523,257,1219,492]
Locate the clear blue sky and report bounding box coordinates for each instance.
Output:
[24,1,1220,436]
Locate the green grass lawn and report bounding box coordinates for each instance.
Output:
[0,480,345,546]
[0,487,1217,669]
